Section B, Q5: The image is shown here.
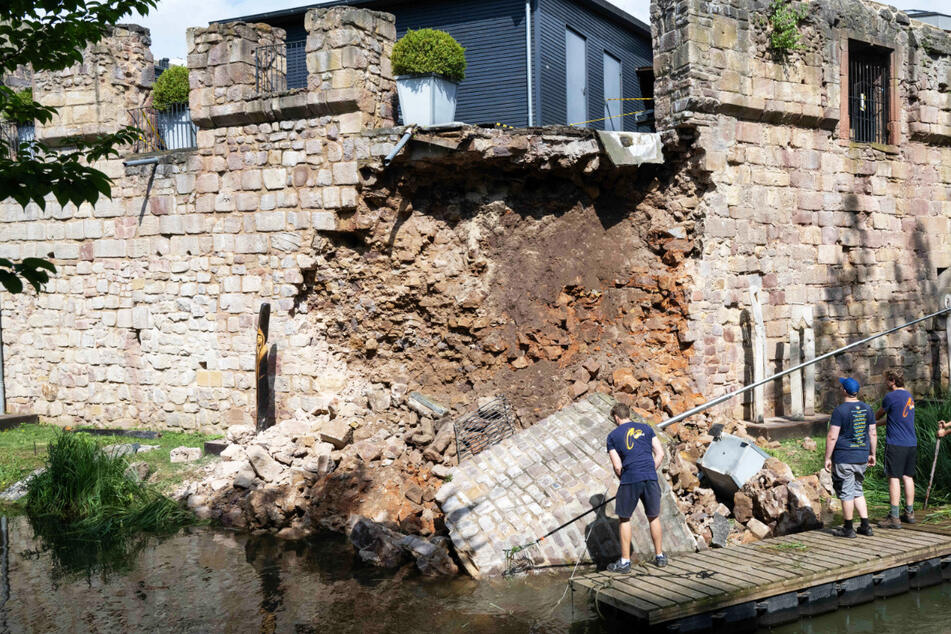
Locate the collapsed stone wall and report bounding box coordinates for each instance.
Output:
[653,0,951,418]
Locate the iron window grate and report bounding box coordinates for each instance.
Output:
[849,42,890,145]
[453,396,517,461]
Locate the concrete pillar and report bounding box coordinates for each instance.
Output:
[749,277,766,424]
[789,306,815,420]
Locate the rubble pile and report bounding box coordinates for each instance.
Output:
[663,421,834,548]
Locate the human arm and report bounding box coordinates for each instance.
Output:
[824,425,839,472]
[651,436,664,471]
[868,417,877,467]
[875,407,886,425]
[609,449,623,479]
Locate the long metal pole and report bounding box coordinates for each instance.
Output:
[0,297,5,414]
[525,0,534,127]
[657,306,951,429]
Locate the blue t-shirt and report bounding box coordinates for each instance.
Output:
[606,421,657,483]
[830,401,875,464]
[881,388,916,447]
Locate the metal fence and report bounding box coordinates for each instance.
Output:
[256,40,308,94]
[453,396,518,462]
[128,103,197,153]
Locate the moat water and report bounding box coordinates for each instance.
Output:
[2,514,950,633]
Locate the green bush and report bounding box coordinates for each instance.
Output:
[152,65,190,110]
[768,0,806,53]
[392,28,466,82]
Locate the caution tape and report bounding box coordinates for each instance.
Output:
[604,97,655,101]
[568,108,650,127]
[494,122,515,129]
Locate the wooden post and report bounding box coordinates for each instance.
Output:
[944,295,951,386]
[803,308,816,417]
[749,278,766,424]
[256,303,271,432]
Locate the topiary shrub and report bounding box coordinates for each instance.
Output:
[152,65,190,111]
[392,28,466,83]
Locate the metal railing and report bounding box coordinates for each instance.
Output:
[255,40,307,95]
[128,103,197,153]
[454,396,518,461]
[849,46,889,144]
[0,121,33,159]
[657,306,951,430]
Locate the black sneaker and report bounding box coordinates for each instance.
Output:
[607,559,631,574]
[832,526,857,538]
[857,524,874,537]
[654,554,669,568]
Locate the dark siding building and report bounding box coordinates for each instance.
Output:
[222,0,652,130]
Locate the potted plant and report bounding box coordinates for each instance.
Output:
[151,65,193,150]
[391,28,466,126]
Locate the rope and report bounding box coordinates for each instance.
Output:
[568,109,650,127]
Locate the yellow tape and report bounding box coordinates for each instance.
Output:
[568,109,649,127]
[604,97,654,101]
[494,122,515,129]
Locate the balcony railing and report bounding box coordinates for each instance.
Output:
[255,40,307,95]
[1,121,34,159]
[128,103,197,153]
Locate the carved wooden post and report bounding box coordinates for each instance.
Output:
[749,278,766,423]
[944,295,951,387]
[256,303,271,431]
[789,306,816,420]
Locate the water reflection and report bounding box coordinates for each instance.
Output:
[5,511,951,634]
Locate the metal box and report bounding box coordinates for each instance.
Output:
[698,433,771,496]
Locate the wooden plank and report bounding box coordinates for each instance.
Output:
[575,528,951,626]
[614,570,717,603]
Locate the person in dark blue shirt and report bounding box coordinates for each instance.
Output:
[604,402,666,572]
[824,377,877,538]
[876,369,918,528]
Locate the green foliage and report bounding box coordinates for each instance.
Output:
[765,435,825,477]
[392,28,466,82]
[0,0,159,294]
[152,65,190,110]
[24,431,193,540]
[768,0,807,53]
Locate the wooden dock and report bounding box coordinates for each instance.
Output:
[572,525,951,630]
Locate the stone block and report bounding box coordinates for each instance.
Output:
[255,211,286,232]
[93,239,126,258]
[262,168,287,190]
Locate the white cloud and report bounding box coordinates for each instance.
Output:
[135,0,951,61]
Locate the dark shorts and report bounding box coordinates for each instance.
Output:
[884,444,917,478]
[616,480,661,519]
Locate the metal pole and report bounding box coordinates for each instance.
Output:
[657,306,951,430]
[525,0,534,127]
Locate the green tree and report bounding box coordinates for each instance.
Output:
[0,0,158,293]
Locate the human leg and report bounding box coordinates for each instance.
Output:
[832,464,858,537]
[619,518,631,560]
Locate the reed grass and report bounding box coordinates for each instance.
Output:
[25,431,193,540]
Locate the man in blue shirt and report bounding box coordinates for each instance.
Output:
[876,369,918,529]
[824,377,877,538]
[605,402,667,572]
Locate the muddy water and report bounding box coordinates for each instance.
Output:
[2,513,951,633]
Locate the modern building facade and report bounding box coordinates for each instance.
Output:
[222,0,653,130]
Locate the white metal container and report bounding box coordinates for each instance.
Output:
[396,74,458,126]
[698,433,772,496]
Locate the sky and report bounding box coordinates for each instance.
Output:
[135,0,951,61]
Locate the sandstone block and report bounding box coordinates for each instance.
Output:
[320,419,353,449]
[170,446,202,463]
[247,444,285,482]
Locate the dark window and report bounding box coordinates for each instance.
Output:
[286,40,307,90]
[848,41,890,144]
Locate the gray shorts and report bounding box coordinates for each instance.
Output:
[832,463,867,501]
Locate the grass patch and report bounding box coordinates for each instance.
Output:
[0,423,221,497]
[766,436,825,477]
[767,541,807,551]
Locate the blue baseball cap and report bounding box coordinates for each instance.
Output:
[839,377,860,395]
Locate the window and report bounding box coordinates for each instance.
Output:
[848,41,890,144]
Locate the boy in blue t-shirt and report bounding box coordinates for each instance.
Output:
[604,402,667,573]
[876,369,918,528]
[824,377,877,538]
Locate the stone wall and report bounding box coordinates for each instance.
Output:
[33,24,154,144]
[653,0,951,417]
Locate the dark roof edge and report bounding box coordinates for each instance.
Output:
[213,0,651,37]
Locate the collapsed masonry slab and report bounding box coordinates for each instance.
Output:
[435,393,696,578]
